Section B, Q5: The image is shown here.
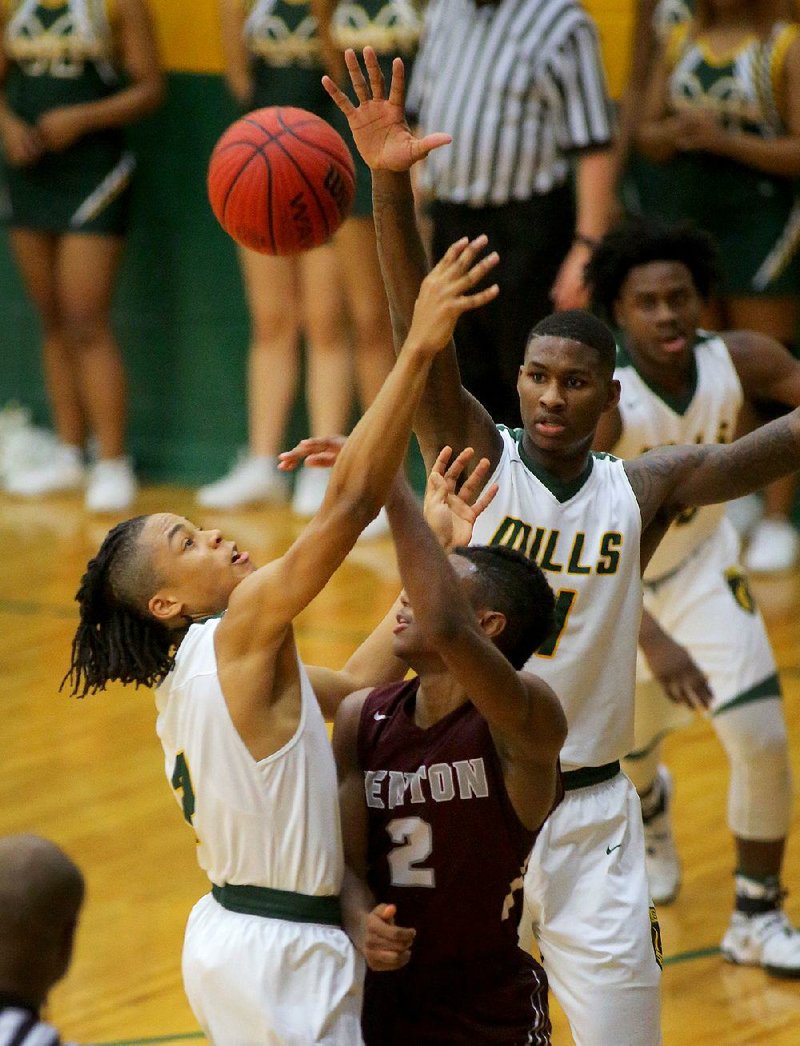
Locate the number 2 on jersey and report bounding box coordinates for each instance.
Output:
[387,816,435,887]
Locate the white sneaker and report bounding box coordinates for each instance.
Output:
[721,909,800,978]
[726,493,764,540]
[292,466,331,517]
[359,506,390,541]
[5,443,85,496]
[744,518,800,575]
[642,765,681,906]
[85,457,137,513]
[197,454,288,509]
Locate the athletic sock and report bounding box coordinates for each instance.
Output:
[640,777,666,823]
[734,872,784,915]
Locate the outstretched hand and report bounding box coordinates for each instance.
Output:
[409,235,499,355]
[277,435,346,472]
[424,446,499,551]
[362,903,415,971]
[323,46,451,171]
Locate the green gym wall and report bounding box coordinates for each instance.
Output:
[0,0,634,484]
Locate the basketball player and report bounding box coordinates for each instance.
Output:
[62,238,499,1045]
[587,217,800,974]
[334,450,565,1044]
[325,48,800,1044]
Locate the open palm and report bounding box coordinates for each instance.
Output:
[323,47,451,172]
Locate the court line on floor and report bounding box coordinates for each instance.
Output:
[87,946,724,1045]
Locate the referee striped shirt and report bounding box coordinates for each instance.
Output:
[0,1005,74,1046]
[407,0,614,205]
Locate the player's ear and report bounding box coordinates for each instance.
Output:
[148,590,186,626]
[604,377,621,412]
[477,609,507,641]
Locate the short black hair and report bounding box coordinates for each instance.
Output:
[586,217,719,323]
[526,309,617,375]
[62,516,176,697]
[452,544,555,669]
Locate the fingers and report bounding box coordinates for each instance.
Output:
[411,131,453,162]
[387,55,405,108]
[365,945,413,971]
[472,482,499,517]
[345,47,370,103]
[663,672,713,711]
[442,447,475,487]
[362,46,386,101]
[431,445,454,478]
[277,436,345,470]
[321,74,354,116]
[437,235,500,296]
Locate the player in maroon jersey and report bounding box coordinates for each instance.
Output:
[333,449,568,1044]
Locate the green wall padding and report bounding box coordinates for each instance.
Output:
[1,73,283,484]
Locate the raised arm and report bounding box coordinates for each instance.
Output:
[302,445,498,717]
[627,408,800,543]
[384,476,566,830]
[324,47,504,473]
[223,237,499,645]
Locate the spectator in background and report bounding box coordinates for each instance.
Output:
[405,0,616,428]
[0,834,85,1046]
[633,0,800,573]
[201,1,396,536]
[0,0,163,513]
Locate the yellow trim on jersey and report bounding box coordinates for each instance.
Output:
[694,32,758,69]
[665,21,691,70]
[769,23,800,124]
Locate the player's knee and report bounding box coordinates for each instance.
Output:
[715,698,789,768]
[716,699,792,839]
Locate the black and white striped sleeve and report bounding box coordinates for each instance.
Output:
[0,1008,63,1046]
[550,19,615,151]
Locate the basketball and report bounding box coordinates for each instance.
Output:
[207,106,356,256]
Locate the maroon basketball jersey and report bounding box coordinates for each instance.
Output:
[358,678,552,1045]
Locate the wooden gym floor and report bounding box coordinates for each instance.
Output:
[1,485,798,1045]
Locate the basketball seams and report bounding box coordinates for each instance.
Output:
[274,110,334,241]
[208,106,355,255]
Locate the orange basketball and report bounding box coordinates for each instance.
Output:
[207,107,356,255]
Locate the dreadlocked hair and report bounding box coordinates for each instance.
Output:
[586,217,719,324]
[62,516,176,698]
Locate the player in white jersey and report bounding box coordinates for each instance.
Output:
[62,239,499,1044]
[325,48,800,1044]
[586,216,800,977]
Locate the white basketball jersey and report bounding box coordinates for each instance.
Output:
[155,618,344,896]
[613,332,743,581]
[471,428,643,771]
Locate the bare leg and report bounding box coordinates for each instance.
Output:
[334,216,394,406]
[9,229,83,446]
[239,248,301,458]
[56,233,126,460]
[299,242,352,437]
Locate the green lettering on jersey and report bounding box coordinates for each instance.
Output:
[536,589,577,658]
[567,533,592,574]
[489,517,533,554]
[171,751,196,828]
[597,532,622,574]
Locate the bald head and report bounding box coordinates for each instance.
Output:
[0,835,85,1004]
